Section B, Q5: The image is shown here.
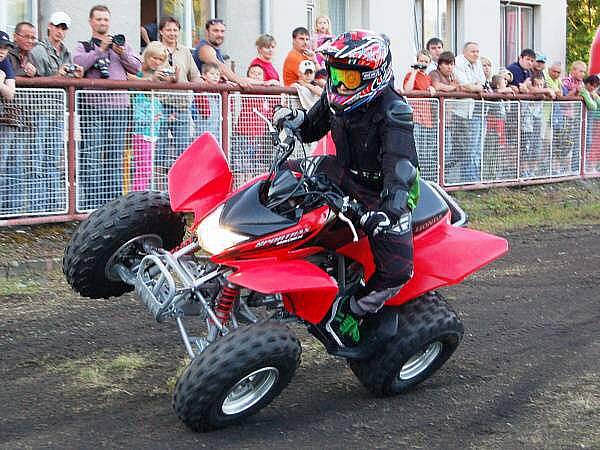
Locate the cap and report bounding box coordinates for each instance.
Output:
[49,11,72,28]
[299,59,316,73]
[535,53,547,63]
[0,30,13,48]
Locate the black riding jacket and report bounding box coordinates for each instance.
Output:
[298,84,420,216]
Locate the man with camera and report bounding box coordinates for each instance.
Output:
[73,5,141,209]
[30,12,83,78]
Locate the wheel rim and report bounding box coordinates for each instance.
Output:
[398,341,443,381]
[105,234,163,281]
[222,367,280,415]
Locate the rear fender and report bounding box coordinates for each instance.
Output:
[227,259,338,324]
[392,221,509,304]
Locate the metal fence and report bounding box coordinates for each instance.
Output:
[0,88,67,218]
[1,84,598,224]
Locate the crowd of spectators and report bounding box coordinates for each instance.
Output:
[2,7,600,213]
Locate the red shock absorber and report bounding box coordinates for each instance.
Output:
[215,284,239,325]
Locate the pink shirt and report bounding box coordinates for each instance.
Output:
[249,57,280,82]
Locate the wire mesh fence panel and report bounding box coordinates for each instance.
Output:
[0,88,67,219]
[518,101,553,180]
[228,94,288,188]
[408,98,439,183]
[584,108,600,175]
[443,99,485,185]
[482,100,520,182]
[548,101,582,178]
[192,92,222,145]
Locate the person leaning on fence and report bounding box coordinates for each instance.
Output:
[292,59,323,110]
[581,75,600,172]
[193,18,252,88]
[562,60,587,97]
[425,37,444,75]
[531,53,546,79]
[453,42,486,182]
[154,16,201,187]
[8,22,39,77]
[73,5,141,208]
[29,12,83,78]
[193,62,223,142]
[127,41,173,192]
[0,31,21,214]
[480,56,494,92]
[249,34,280,85]
[521,74,546,178]
[403,50,435,95]
[544,61,563,98]
[506,48,535,93]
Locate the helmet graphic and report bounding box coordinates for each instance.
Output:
[317,30,392,114]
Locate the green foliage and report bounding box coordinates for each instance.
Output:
[567,0,600,67]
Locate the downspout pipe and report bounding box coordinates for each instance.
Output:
[261,0,270,34]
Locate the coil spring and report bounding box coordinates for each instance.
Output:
[215,284,239,325]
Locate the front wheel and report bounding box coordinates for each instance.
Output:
[173,320,301,432]
[349,292,463,396]
[63,191,186,299]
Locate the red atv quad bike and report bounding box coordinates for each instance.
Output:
[63,113,508,432]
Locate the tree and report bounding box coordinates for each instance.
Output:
[567,0,600,66]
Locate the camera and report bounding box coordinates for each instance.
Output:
[111,34,126,47]
[94,57,111,79]
[411,63,428,70]
[160,67,176,77]
[64,64,77,77]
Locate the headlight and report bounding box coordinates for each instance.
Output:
[197,205,249,255]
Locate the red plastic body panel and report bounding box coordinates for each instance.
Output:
[338,212,509,307]
[227,259,338,324]
[311,131,337,156]
[168,133,233,221]
[211,206,330,262]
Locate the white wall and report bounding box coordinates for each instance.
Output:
[40,0,140,53]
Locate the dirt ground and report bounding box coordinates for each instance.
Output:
[0,225,598,449]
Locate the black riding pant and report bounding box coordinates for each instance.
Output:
[293,156,414,299]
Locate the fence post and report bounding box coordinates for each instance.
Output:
[221,90,230,159]
[67,86,77,217]
[438,97,445,187]
[580,103,587,177]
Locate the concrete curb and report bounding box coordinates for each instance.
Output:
[1,257,62,279]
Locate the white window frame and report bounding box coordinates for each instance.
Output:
[500,2,534,66]
[415,0,459,53]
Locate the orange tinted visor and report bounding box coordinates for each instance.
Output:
[329,66,363,90]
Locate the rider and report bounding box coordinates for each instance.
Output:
[273,30,420,347]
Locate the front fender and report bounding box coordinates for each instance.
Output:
[227,259,338,324]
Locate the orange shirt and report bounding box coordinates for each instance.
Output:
[283,49,309,86]
[403,71,432,91]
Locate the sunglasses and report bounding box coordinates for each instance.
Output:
[329,66,363,90]
[206,19,224,27]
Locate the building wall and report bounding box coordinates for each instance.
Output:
[39,0,140,53]
[34,0,567,80]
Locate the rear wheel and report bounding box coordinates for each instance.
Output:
[63,191,186,298]
[173,320,301,432]
[349,292,463,396]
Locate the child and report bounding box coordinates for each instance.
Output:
[521,74,545,177]
[311,15,333,67]
[491,74,514,94]
[194,62,222,140]
[403,50,435,95]
[580,75,600,171]
[247,64,265,82]
[293,59,323,109]
[129,41,169,191]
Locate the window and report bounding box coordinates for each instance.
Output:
[500,3,534,66]
[158,0,211,48]
[0,0,37,34]
[415,0,459,53]
[308,0,347,35]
